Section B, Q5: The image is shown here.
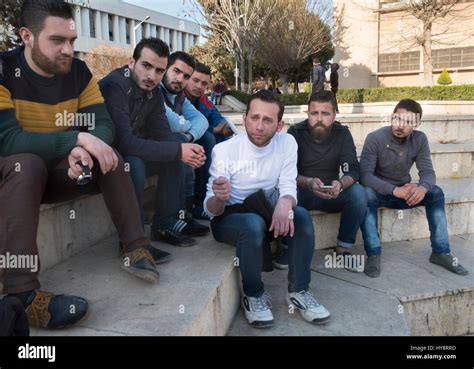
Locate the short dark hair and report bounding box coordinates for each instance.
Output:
[20,0,73,35]
[313,57,320,63]
[194,62,211,76]
[168,51,196,70]
[393,99,423,119]
[246,90,285,122]
[133,37,170,61]
[308,91,337,112]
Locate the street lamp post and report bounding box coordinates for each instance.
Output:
[132,15,150,49]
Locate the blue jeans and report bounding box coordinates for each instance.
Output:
[298,183,368,248]
[211,207,315,297]
[123,155,185,229]
[361,185,451,256]
[194,131,216,204]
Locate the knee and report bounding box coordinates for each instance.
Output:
[292,206,315,239]
[200,131,216,152]
[11,154,47,184]
[426,185,445,202]
[364,186,379,206]
[347,183,368,207]
[239,215,267,244]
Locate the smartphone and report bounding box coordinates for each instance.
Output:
[320,185,334,189]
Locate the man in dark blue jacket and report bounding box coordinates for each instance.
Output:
[99,38,206,249]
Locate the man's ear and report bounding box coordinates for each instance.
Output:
[277,120,285,132]
[19,27,34,48]
[127,57,135,70]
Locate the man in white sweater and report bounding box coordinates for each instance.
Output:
[204,90,330,328]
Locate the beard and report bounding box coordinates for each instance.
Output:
[310,122,333,142]
[163,75,183,94]
[31,42,72,75]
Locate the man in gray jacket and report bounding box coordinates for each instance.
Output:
[360,99,468,277]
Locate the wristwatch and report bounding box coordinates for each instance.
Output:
[338,180,344,193]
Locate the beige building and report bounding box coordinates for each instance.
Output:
[333,0,474,88]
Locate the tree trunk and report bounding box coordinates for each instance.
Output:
[279,73,288,93]
[240,56,245,92]
[422,24,434,86]
[247,53,253,94]
[294,79,299,93]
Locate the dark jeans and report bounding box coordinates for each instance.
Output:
[361,185,451,256]
[194,131,216,205]
[0,153,148,294]
[123,155,185,230]
[298,183,368,248]
[211,207,315,297]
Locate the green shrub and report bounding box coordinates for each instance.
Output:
[437,68,452,85]
[227,85,474,105]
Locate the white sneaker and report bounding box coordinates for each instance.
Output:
[241,292,274,328]
[286,290,330,324]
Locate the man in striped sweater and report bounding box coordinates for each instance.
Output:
[0,0,159,330]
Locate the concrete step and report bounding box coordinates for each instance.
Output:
[228,234,474,336]
[31,231,239,336]
[223,113,474,146]
[311,178,474,250]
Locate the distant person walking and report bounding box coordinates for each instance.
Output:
[311,57,325,94]
[330,63,340,113]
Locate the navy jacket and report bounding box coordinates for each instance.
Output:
[99,66,181,162]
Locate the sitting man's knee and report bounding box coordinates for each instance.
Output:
[292,206,314,236]
[347,183,368,205]
[241,214,267,239]
[11,154,47,182]
[426,185,445,201]
[364,186,379,204]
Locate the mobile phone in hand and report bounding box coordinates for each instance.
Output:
[320,185,334,189]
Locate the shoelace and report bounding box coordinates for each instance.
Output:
[249,292,272,312]
[298,290,320,309]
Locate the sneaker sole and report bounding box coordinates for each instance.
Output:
[155,255,173,264]
[272,261,289,270]
[150,232,197,247]
[249,319,274,328]
[182,230,210,238]
[310,315,331,325]
[121,264,159,284]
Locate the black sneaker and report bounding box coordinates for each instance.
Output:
[179,216,210,237]
[192,206,212,221]
[118,243,172,264]
[429,252,468,275]
[150,228,197,247]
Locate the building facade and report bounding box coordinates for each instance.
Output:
[66,0,200,57]
[333,0,474,88]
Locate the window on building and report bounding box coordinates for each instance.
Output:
[89,10,96,38]
[379,51,420,72]
[125,19,130,44]
[432,47,474,69]
[108,14,114,41]
[142,24,147,39]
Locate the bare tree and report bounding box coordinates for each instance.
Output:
[0,0,21,51]
[256,0,332,93]
[405,0,471,86]
[83,44,130,80]
[372,0,474,86]
[189,0,275,92]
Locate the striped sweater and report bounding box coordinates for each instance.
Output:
[0,46,114,163]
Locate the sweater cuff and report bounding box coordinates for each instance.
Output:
[54,131,80,159]
[381,182,396,196]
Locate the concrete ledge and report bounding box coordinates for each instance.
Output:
[37,176,158,271]
[31,231,240,336]
[310,178,474,250]
[229,234,474,336]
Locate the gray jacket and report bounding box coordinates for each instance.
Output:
[360,126,436,195]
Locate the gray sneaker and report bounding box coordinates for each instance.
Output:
[429,252,468,275]
[364,255,381,278]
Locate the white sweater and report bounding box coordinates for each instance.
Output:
[204,132,298,217]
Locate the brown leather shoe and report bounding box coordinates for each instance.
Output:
[122,247,160,283]
[24,290,89,329]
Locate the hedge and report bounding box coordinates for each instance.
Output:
[228,84,474,105]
